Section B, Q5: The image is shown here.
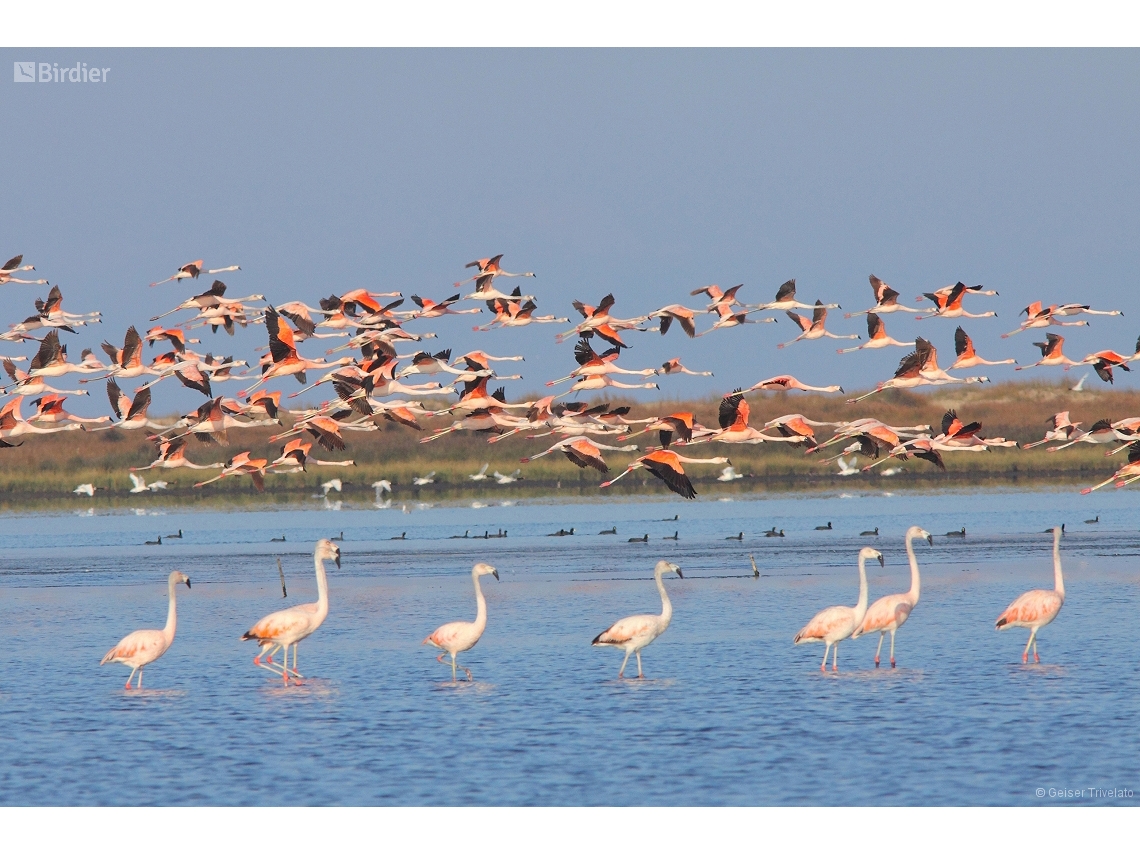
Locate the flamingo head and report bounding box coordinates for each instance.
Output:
[654,560,683,579]
[859,547,885,567]
[473,562,499,581]
[907,525,934,546]
[170,570,191,589]
[316,538,342,567]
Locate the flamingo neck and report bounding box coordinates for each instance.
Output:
[1053,532,1065,601]
[472,570,488,632]
[163,576,179,643]
[655,569,673,627]
[854,556,869,624]
[314,554,330,621]
[905,532,922,605]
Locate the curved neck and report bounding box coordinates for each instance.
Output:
[163,577,179,643]
[655,569,673,627]
[1053,532,1065,600]
[854,556,869,623]
[472,570,488,632]
[314,554,330,619]
[905,533,921,605]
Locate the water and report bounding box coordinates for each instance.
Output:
[0,487,1137,806]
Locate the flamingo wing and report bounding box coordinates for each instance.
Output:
[592,614,658,646]
[243,604,315,645]
[794,606,856,643]
[856,595,913,636]
[996,590,1062,628]
[101,629,168,666]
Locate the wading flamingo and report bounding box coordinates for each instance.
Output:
[423,562,499,681]
[242,539,340,684]
[592,560,682,678]
[100,570,191,689]
[794,547,882,671]
[995,526,1065,664]
[852,526,932,667]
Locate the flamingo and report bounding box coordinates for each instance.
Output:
[592,560,682,678]
[694,302,775,336]
[1015,334,1080,371]
[149,280,264,322]
[751,279,840,312]
[995,527,1065,663]
[837,313,914,353]
[0,397,84,439]
[1082,443,1140,492]
[409,293,482,319]
[794,547,882,671]
[690,284,745,312]
[779,301,859,348]
[520,437,632,472]
[844,275,921,317]
[659,358,712,377]
[131,438,224,471]
[915,283,997,320]
[950,326,1016,369]
[100,571,191,689]
[647,304,700,338]
[742,375,843,394]
[1072,349,1132,384]
[0,254,48,285]
[149,260,240,287]
[601,450,730,499]
[703,390,806,446]
[455,254,536,287]
[1001,302,1090,338]
[242,539,340,683]
[27,394,110,427]
[193,451,269,491]
[852,526,932,667]
[1022,412,1081,449]
[423,562,500,681]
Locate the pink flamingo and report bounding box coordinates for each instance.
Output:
[242,539,340,684]
[423,562,500,682]
[995,526,1065,663]
[794,547,882,671]
[837,312,914,353]
[852,526,932,667]
[100,571,191,689]
[779,301,859,348]
[844,275,921,317]
[592,560,682,678]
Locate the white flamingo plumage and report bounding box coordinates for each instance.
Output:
[852,526,932,667]
[995,527,1065,664]
[242,539,340,684]
[794,547,882,671]
[592,560,682,678]
[100,571,191,689]
[423,562,499,681]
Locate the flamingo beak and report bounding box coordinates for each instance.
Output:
[334,552,341,568]
[672,564,683,579]
[926,535,933,546]
[492,569,500,581]
[878,554,885,567]
[185,578,192,589]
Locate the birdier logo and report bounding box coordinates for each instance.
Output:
[13,62,109,83]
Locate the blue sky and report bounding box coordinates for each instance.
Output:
[3,49,1139,412]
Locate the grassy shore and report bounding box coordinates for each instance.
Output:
[1,378,1134,505]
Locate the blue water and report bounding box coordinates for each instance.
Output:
[0,487,1137,806]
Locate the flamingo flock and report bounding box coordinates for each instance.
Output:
[0,254,1132,500]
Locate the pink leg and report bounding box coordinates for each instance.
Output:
[889,630,896,668]
[832,643,839,671]
[874,633,885,667]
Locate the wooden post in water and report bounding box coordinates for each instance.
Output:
[276,557,287,598]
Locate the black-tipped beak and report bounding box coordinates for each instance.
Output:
[877,554,885,567]
[334,553,341,568]
[185,579,191,589]
[675,568,684,579]
[492,569,500,581]
[926,535,933,546]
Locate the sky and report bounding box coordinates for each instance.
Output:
[2,49,1139,415]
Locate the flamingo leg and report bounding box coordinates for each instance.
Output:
[619,649,632,678]
[1022,629,1036,664]
[125,666,138,690]
[820,644,829,672]
[636,650,643,678]
[1032,635,1040,664]
[137,668,144,690]
[874,633,885,667]
[832,643,839,672]
[889,630,897,668]
[451,652,458,683]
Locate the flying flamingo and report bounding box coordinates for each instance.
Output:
[100,571,191,689]
[149,260,241,287]
[741,375,843,394]
[0,254,48,285]
[1023,412,1081,449]
[149,280,265,322]
[659,358,712,376]
[242,539,340,684]
[794,547,882,671]
[702,390,806,446]
[601,450,730,499]
[423,562,500,682]
[751,279,840,312]
[193,451,270,491]
[852,526,932,667]
[0,397,84,439]
[409,293,482,319]
[1081,443,1140,493]
[695,302,775,336]
[454,254,536,287]
[1001,302,1090,338]
[837,313,914,353]
[915,283,997,320]
[950,327,1016,369]
[844,275,921,317]
[1072,349,1132,384]
[647,304,701,337]
[131,438,224,471]
[520,436,634,472]
[995,527,1065,663]
[27,394,111,427]
[592,560,682,678]
[1015,333,1080,371]
[690,284,745,312]
[779,301,859,348]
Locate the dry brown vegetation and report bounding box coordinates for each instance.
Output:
[1,378,1135,504]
